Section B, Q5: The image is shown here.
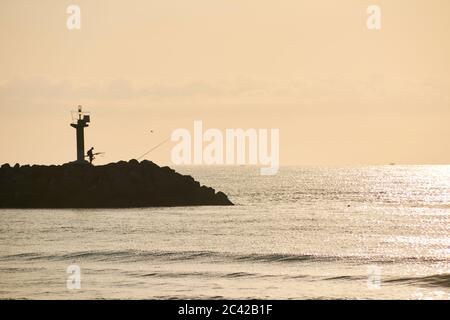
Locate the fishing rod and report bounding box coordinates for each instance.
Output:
[85,152,105,158]
[136,137,171,161]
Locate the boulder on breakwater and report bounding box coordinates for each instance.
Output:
[0,160,233,208]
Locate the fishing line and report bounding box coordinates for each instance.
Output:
[136,137,171,160]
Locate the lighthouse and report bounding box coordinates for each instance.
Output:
[70,105,91,163]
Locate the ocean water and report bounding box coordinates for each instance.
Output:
[0,165,449,300]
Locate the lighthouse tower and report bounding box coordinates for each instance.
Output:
[70,105,91,163]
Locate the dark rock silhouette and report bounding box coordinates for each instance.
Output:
[0,160,233,208]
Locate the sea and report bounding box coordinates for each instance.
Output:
[0,165,449,299]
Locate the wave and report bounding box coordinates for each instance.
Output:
[1,249,448,265]
[128,270,275,279]
[385,274,450,288]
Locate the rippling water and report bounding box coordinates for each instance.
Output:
[0,166,449,299]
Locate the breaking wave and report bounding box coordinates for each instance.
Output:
[1,249,448,265]
[385,274,450,288]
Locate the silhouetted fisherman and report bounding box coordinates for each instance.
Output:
[87,147,94,164]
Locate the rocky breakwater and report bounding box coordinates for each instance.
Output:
[0,160,233,208]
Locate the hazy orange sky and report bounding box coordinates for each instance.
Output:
[1,0,449,166]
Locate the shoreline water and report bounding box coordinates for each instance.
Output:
[0,165,449,299]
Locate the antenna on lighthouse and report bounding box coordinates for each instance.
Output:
[70,105,91,163]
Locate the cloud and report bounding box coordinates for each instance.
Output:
[0,75,448,115]
[0,76,273,101]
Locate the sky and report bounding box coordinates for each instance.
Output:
[0,0,449,166]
